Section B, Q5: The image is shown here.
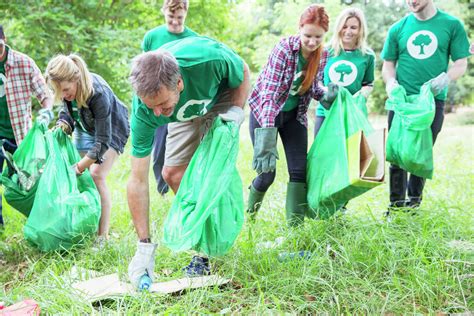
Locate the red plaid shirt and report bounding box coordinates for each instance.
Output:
[249,35,328,128]
[4,47,49,144]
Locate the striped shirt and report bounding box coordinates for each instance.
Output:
[4,47,50,144]
[249,35,328,128]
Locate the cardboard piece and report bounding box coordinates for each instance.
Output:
[0,299,40,316]
[72,273,230,302]
[319,128,386,208]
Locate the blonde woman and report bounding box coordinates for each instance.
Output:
[45,54,129,239]
[314,7,375,137]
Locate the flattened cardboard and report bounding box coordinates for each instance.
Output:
[71,273,230,302]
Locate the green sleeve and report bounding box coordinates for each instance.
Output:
[381,24,399,61]
[221,49,244,89]
[141,34,150,52]
[130,95,157,158]
[363,53,375,84]
[450,20,470,61]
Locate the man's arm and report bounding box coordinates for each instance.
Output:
[127,155,151,240]
[447,58,468,81]
[229,62,251,109]
[382,60,397,83]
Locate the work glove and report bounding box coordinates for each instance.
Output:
[358,86,373,99]
[319,83,339,110]
[219,106,245,126]
[385,78,399,96]
[252,127,278,174]
[128,241,158,288]
[429,72,450,97]
[37,108,54,125]
[56,119,72,135]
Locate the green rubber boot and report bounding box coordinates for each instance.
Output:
[247,185,266,219]
[285,182,307,227]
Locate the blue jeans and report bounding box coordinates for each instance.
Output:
[249,108,307,192]
[73,128,95,153]
[0,137,18,225]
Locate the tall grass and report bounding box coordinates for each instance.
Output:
[1,111,473,313]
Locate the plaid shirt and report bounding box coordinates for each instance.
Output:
[4,47,49,144]
[249,35,328,128]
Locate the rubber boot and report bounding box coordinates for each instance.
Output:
[285,182,307,227]
[247,185,266,218]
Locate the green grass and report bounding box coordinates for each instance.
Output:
[1,110,473,313]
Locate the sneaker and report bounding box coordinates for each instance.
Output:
[182,256,210,277]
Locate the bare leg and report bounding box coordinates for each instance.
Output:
[162,164,188,193]
[89,149,119,237]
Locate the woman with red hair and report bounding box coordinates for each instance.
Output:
[247,4,337,226]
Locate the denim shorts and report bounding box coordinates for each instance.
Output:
[73,128,95,153]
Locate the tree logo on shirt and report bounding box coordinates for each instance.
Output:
[0,73,6,98]
[289,71,306,96]
[407,30,438,59]
[328,60,357,87]
[176,99,212,121]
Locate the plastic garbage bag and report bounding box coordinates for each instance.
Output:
[163,118,244,257]
[0,121,48,216]
[23,129,100,251]
[385,83,435,179]
[307,87,381,219]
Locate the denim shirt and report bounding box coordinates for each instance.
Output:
[59,73,130,162]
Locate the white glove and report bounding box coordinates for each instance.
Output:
[128,241,157,288]
[359,86,373,99]
[430,72,450,96]
[219,106,245,126]
[37,108,54,125]
[385,78,399,96]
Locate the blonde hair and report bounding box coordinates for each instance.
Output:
[45,54,93,108]
[329,8,369,56]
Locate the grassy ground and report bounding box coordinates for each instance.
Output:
[1,108,473,314]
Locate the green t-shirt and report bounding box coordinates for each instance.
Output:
[131,36,244,158]
[0,46,15,139]
[381,9,470,100]
[71,100,87,132]
[282,50,307,112]
[141,25,198,52]
[317,48,375,116]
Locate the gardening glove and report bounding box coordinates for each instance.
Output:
[252,127,278,174]
[37,108,54,125]
[128,241,158,288]
[219,106,245,126]
[429,72,450,97]
[319,83,339,110]
[359,86,373,99]
[385,78,399,96]
[56,119,72,135]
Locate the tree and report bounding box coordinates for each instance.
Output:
[335,63,353,82]
[412,34,432,55]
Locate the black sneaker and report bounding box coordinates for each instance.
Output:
[182,256,210,277]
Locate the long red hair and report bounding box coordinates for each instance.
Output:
[299,4,329,94]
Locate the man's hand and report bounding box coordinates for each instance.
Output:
[385,77,399,96]
[219,106,245,126]
[320,83,339,110]
[128,241,158,288]
[71,163,84,176]
[252,127,278,174]
[430,72,450,97]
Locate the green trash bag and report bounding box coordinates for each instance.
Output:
[385,83,435,179]
[23,129,101,252]
[0,121,48,216]
[163,118,244,257]
[307,87,375,219]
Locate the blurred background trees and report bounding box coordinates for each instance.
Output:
[1,0,472,113]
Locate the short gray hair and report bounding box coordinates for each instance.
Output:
[129,50,180,98]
